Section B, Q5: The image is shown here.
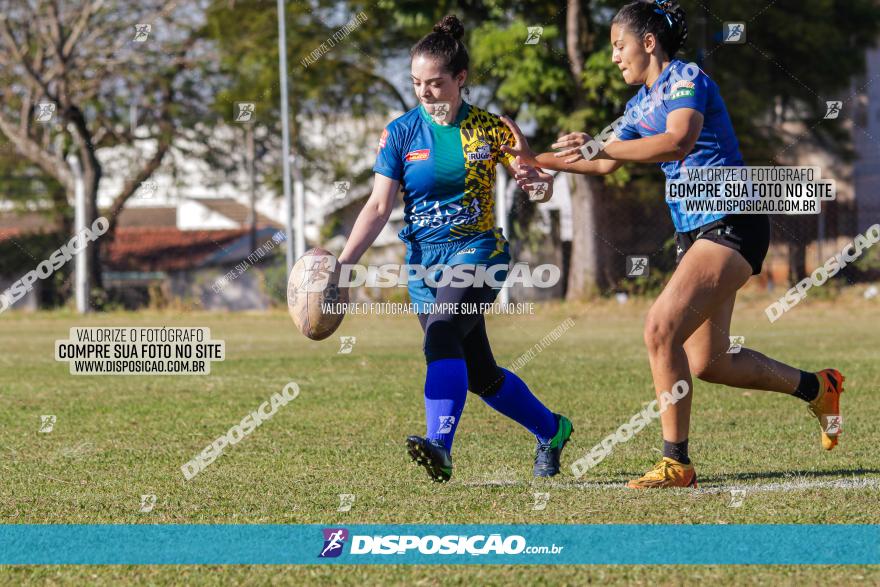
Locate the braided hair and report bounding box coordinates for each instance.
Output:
[612,0,688,58]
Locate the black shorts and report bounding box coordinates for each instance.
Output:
[675,214,770,275]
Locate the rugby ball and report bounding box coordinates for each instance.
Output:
[287,248,347,340]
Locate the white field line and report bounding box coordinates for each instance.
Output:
[462,476,880,494]
[695,476,880,495]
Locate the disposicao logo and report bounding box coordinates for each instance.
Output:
[319,528,349,558]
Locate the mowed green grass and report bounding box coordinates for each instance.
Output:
[1,289,879,585]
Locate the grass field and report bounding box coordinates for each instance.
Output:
[1,288,879,585]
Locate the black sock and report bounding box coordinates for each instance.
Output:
[792,371,820,402]
[662,439,690,465]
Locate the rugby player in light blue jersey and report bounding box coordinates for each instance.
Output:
[502,0,845,488]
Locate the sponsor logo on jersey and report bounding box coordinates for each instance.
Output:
[377,129,388,153]
[669,80,696,101]
[670,80,694,92]
[405,149,430,161]
[466,141,491,162]
[409,200,482,228]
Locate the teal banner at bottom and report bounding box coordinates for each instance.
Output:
[1,524,878,565]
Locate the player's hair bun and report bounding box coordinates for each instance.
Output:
[656,0,688,55]
[612,0,689,58]
[433,14,465,40]
[412,14,469,76]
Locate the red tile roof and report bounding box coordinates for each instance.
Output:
[0,227,26,241]
[0,223,272,272]
[103,227,251,271]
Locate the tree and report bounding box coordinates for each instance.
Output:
[201,0,415,209]
[0,0,213,305]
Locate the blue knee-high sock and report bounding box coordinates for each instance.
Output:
[424,358,468,452]
[480,368,557,442]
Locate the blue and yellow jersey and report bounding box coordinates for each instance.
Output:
[373,102,515,243]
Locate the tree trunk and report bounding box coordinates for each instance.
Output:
[564,0,607,299]
[81,147,103,298]
[566,173,606,299]
[67,103,105,300]
[788,239,807,283]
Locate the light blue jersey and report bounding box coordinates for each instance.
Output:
[616,59,744,232]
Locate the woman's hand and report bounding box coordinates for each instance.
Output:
[514,157,554,203]
[499,115,538,166]
[551,131,594,164]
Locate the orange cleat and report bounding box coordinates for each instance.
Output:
[809,369,846,450]
[626,457,698,489]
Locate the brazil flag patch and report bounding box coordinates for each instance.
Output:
[668,80,696,101]
[670,88,696,100]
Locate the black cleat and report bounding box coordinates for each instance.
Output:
[406,435,453,483]
[534,414,574,477]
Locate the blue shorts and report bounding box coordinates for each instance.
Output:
[404,228,511,313]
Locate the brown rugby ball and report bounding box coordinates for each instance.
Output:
[286,248,347,340]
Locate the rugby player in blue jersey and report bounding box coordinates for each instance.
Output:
[502,0,845,488]
[338,15,573,483]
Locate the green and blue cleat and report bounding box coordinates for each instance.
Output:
[534,414,573,477]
